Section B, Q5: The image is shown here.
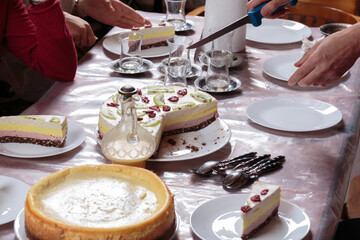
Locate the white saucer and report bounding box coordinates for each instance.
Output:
[190,194,310,240]
[157,62,202,78]
[246,97,342,132]
[0,176,30,225]
[14,208,180,240]
[199,53,243,68]
[194,76,241,93]
[246,19,312,44]
[0,121,86,158]
[110,59,153,74]
[169,19,195,32]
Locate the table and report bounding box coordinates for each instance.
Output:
[1,12,360,240]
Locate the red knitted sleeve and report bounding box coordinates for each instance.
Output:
[5,0,77,81]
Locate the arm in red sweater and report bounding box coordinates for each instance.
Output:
[5,0,77,81]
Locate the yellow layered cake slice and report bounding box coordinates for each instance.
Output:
[25,164,175,240]
[240,181,281,239]
[131,22,175,49]
[98,85,218,152]
[0,115,67,147]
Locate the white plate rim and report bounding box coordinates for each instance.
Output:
[263,52,304,81]
[103,33,169,58]
[190,194,311,240]
[14,208,180,240]
[0,121,86,158]
[95,118,231,162]
[246,19,312,44]
[246,96,343,132]
[0,176,30,225]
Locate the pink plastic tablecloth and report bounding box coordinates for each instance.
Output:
[1,12,360,240]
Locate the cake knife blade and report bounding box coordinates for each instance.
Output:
[187,0,298,50]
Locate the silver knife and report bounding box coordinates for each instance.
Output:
[187,0,298,49]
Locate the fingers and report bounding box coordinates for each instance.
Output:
[288,58,316,86]
[260,0,291,17]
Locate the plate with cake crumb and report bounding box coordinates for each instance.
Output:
[191,194,310,240]
[103,33,170,58]
[0,121,86,158]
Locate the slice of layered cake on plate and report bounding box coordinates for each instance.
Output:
[131,22,175,50]
[98,85,218,153]
[240,181,281,239]
[0,115,67,147]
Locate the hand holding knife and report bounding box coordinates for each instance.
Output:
[187,0,297,49]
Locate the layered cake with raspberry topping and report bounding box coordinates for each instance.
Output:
[0,115,67,147]
[25,164,175,240]
[240,181,281,239]
[131,22,175,50]
[98,85,218,152]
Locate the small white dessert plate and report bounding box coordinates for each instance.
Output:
[0,121,86,158]
[110,59,153,74]
[14,208,180,240]
[199,53,243,68]
[263,52,303,81]
[194,76,241,93]
[95,118,231,162]
[263,52,349,81]
[157,63,202,78]
[246,97,342,132]
[190,194,310,240]
[0,176,30,225]
[103,33,169,58]
[246,19,312,44]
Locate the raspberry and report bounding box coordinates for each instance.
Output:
[141,97,150,103]
[163,105,171,112]
[137,89,142,95]
[260,189,269,195]
[137,117,143,121]
[107,103,119,107]
[251,195,261,202]
[241,205,252,213]
[177,89,187,96]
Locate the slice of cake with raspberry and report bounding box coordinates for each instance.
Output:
[0,115,67,147]
[131,22,175,50]
[98,85,218,152]
[240,181,281,239]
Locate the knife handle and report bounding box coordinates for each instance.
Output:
[248,0,297,27]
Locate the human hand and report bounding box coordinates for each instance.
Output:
[64,12,97,47]
[247,0,290,18]
[288,24,360,87]
[77,0,149,29]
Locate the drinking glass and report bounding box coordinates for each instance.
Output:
[118,32,143,72]
[208,26,234,52]
[166,35,193,73]
[164,0,187,31]
[165,57,190,87]
[205,50,232,90]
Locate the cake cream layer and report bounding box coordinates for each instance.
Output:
[0,131,64,141]
[0,115,67,138]
[132,22,175,44]
[242,197,280,235]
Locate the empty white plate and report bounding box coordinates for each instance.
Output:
[263,52,303,81]
[247,19,312,44]
[246,97,342,132]
[0,176,30,225]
